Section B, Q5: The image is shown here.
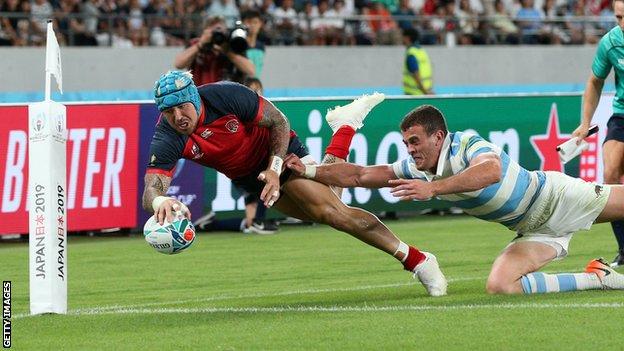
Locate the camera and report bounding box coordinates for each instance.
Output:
[204,21,249,55]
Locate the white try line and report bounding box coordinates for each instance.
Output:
[14,276,482,319]
[82,276,482,312]
[15,303,624,318]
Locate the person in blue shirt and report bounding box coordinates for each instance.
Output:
[287,104,624,294]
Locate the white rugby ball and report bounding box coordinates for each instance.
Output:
[143,214,196,254]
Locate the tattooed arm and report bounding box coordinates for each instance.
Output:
[257,97,290,160]
[142,172,171,212]
[256,97,290,207]
[142,172,190,224]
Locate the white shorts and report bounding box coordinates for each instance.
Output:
[508,171,610,259]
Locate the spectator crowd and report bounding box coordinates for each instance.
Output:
[0,0,616,46]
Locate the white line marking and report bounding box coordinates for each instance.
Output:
[14,303,624,319]
[67,276,483,314]
[14,277,482,319]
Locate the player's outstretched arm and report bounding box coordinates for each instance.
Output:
[143,172,189,225]
[142,173,171,212]
[390,152,502,201]
[285,154,396,188]
[256,98,290,207]
[257,97,290,159]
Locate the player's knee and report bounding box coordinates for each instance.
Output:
[485,277,516,295]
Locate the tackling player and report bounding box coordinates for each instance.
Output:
[287,104,624,294]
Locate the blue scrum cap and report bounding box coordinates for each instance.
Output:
[154,71,201,115]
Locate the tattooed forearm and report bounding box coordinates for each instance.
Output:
[142,173,172,211]
[322,154,347,165]
[258,98,290,159]
[320,154,345,196]
[153,176,165,192]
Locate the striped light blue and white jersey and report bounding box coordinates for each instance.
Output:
[392,131,546,230]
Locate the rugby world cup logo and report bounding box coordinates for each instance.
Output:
[31,113,45,132]
[225,119,239,133]
[56,115,64,133]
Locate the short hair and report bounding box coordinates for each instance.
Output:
[243,76,262,88]
[403,27,420,43]
[400,105,448,136]
[241,9,262,20]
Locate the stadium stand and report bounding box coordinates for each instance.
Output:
[0,0,615,46]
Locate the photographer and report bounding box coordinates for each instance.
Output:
[173,16,255,85]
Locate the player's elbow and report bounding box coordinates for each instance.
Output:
[589,74,604,89]
[485,156,502,185]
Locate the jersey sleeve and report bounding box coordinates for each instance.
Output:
[592,34,612,79]
[200,81,262,124]
[146,123,186,177]
[391,158,427,180]
[406,54,419,73]
[462,134,497,164]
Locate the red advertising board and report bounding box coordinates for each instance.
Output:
[0,104,139,234]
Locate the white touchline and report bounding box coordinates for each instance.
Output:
[13,303,624,319]
[14,276,484,318]
[79,276,485,313]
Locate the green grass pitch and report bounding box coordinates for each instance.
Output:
[1,215,622,350]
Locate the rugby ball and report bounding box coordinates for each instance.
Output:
[143,214,195,254]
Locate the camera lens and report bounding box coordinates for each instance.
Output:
[229,25,248,54]
[230,36,248,54]
[211,31,227,46]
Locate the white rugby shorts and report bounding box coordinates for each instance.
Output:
[509,171,610,259]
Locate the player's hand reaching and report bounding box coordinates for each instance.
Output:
[284,153,305,176]
[154,197,192,225]
[388,178,435,201]
[571,123,590,145]
[258,155,285,208]
[258,170,280,208]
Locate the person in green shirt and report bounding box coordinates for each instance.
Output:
[242,10,265,78]
[572,0,624,267]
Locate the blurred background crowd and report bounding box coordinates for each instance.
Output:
[0,0,617,47]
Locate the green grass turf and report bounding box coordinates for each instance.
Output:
[1,215,623,350]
